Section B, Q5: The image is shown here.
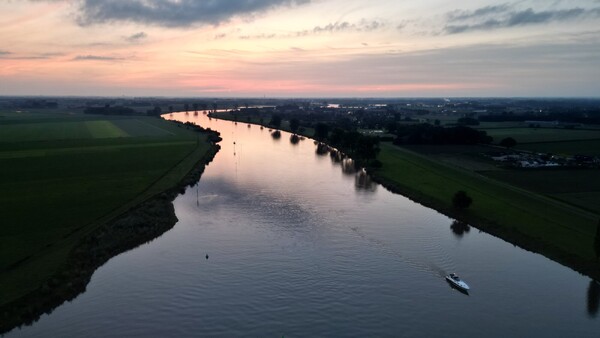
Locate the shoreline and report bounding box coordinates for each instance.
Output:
[367,172,600,281]
[0,130,221,335]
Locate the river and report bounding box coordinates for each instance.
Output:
[7,112,599,337]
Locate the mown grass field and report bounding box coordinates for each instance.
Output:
[481,169,600,214]
[516,139,600,156]
[375,142,598,263]
[483,127,600,144]
[0,112,213,305]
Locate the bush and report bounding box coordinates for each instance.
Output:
[452,190,472,209]
[499,137,517,149]
[370,159,383,168]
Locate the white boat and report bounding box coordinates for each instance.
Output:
[445,273,470,291]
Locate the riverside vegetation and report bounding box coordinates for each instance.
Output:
[0,109,221,333]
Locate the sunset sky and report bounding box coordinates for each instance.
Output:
[1,0,599,97]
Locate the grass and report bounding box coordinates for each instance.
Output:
[481,169,600,214]
[516,139,600,156]
[482,127,600,144]
[375,142,598,264]
[0,112,214,306]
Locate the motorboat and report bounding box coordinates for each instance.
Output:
[445,273,470,291]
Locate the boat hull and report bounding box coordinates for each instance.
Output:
[445,276,470,291]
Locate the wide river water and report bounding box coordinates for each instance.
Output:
[8,112,600,337]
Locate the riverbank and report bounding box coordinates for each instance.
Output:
[371,144,599,280]
[0,118,221,335]
[211,112,600,281]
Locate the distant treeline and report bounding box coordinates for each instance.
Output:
[393,124,492,145]
[84,106,136,115]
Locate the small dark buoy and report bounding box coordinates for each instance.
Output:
[206,254,209,260]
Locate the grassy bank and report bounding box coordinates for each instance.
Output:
[0,113,220,333]
[372,143,599,279]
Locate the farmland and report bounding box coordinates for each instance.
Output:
[482,127,600,144]
[0,111,216,308]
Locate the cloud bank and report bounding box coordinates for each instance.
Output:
[72,54,124,61]
[445,4,600,34]
[76,0,310,27]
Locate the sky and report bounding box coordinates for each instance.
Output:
[1,0,599,98]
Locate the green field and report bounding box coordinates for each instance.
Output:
[0,112,213,306]
[481,169,600,214]
[483,127,600,144]
[516,139,600,156]
[375,143,598,265]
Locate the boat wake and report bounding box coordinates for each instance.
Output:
[347,225,450,279]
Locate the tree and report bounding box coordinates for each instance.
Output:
[270,114,282,128]
[594,220,600,260]
[452,190,472,210]
[500,137,517,149]
[290,118,300,133]
[314,123,329,140]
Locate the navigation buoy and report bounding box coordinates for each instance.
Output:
[206,254,209,260]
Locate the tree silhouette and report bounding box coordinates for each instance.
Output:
[290,118,300,133]
[450,220,471,237]
[594,220,600,260]
[452,191,472,210]
[314,123,329,140]
[290,134,300,144]
[270,114,282,128]
[500,137,517,149]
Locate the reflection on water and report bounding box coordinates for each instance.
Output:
[329,149,343,164]
[588,280,600,317]
[289,134,300,145]
[355,169,376,192]
[341,158,357,175]
[450,220,471,238]
[315,142,329,155]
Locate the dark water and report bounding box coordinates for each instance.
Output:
[8,113,599,337]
